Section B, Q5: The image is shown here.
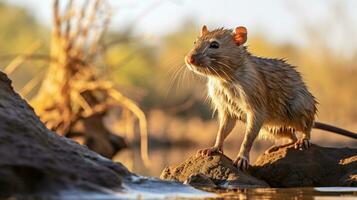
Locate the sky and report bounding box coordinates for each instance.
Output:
[4,0,357,57]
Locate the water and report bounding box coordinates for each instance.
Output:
[7,147,355,199]
[216,187,357,199]
[7,180,353,200]
[58,176,213,200]
[108,146,357,199]
[13,186,356,199]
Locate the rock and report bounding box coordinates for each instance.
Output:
[161,144,357,189]
[0,71,212,198]
[252,144,357,187]
[0,71,215,199]
[160,153,269,188]
[340,171,357,186]
[0,72,132,195]
[184,173,217,188]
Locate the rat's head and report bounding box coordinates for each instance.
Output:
[185,25,248,78]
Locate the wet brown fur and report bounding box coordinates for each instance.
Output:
[185,26,317,168]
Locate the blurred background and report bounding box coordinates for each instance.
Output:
[1,0,357,177]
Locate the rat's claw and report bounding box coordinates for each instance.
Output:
[294,138,311,150]
[233,156,249,171]
[197,146,223,156]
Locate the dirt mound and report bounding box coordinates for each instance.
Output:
[0,72,132,195]
[252,144,357,187]
[160,153,269,188]
[161,144,357,188]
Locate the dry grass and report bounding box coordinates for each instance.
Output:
[16,0,151,166]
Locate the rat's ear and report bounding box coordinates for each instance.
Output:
[233,26,247,46]
[200,25,208,36]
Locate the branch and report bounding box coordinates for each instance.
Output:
[107,88,151,167]
[20,68,46,97]
[3,41,42,75]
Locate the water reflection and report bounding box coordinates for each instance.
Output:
[216,188,357,200]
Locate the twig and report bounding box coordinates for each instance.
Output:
[4,41,42,75]
[108,89,151,167]
[20,68,46,97]
[0,54,54,62]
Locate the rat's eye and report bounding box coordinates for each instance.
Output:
[209,41,220,49]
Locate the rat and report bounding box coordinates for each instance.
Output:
[184,25,357,171]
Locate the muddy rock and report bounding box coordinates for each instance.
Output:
[185,173,217,188]
[161,144,357,189]
[252,144,357,187]
[0,72,132,195]
[160,153,269,188]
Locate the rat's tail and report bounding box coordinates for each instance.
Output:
[313,122,357,139]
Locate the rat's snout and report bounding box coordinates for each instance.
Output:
[187,55,195,64]
[185,54,195,64]
[185,53,199,65]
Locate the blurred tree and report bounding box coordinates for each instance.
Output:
[29,0,150,166]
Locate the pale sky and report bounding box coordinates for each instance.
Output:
[4,0,357,57]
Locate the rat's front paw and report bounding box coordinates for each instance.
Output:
[233,155,249,171]
[294,138,311,150]
[197,146,222,156]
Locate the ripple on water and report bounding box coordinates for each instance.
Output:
[54,179,357,200]
[58,175,214,200]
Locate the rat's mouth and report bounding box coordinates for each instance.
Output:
[185,62,210,76]
[185,59,232,80]
[184,55,211,76]
[184,53,237,80]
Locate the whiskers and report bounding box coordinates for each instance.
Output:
[165,63,196,99]
[165,56,238,100]
[207,65,223,80]
[209,58,237,82]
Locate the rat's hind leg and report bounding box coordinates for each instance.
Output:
[294,129,311,150]
[265,129,298,154]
